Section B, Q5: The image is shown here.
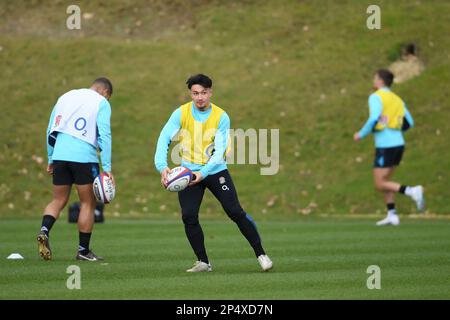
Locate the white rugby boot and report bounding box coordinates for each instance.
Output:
[186,261,212,272]
[407,185,425,212]
[257,254,273,271]
[376,212,400,226]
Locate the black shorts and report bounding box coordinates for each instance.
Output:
[52,160,100,185]
[373,146,404,168]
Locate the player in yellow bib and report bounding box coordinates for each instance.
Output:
[155,74,273,272]
[354,69,425,226]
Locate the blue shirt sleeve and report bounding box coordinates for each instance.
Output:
[97,99,112,172]
[154,108,182,173]
[46,106,56,164]
[359,93,383,139]
[199,112,230,179]
[403,102,414,128]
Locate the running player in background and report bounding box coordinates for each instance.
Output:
[37,77,114,261]
[354,69,425,226]
[154,74,273,272]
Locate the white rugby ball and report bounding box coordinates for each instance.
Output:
[93,173,115,204]
[165,167,192,192]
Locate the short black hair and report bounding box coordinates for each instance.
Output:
[93,77,113,96]
[186,74,212,89]
[376,69,394,87]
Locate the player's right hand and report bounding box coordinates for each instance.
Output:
[161,167,171,187]
[104,171,115,186]
[46,164,54,175]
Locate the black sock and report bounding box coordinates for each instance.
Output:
[79,232,92,255]
[234,215,266,257]
[399,185,407,194]
[252,242,266,257]
[40,215,56,236]
[185,224,209,264]
[387,203,396,211]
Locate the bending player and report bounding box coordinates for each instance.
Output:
[37,78,114,261]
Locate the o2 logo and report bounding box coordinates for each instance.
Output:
[74,117,87,136]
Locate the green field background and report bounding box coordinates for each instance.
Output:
[0,218,449,299]
[0,0,449,218]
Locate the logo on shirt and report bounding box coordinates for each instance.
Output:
[219,176,226,184]
[378,115,388,126]
[55,115,62,127]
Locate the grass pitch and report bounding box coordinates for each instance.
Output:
[1,218,449,299]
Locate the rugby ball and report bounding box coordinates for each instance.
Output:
[165,167,192,192]
[93,173,115,204]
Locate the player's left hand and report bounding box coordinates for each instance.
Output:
[353,132,361,141]
[189,171,202,186]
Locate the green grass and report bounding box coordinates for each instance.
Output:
[1,218,449,299]
[1,1,449,300]
[0,0,449,218]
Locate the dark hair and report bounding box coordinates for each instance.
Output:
[93,77,113,96]
[186,74,212,89]
[376,69,394,87]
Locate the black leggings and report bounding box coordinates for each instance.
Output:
[178,169,265,263]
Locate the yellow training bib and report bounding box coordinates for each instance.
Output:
[179,102,230,165]
[374,89,405,131]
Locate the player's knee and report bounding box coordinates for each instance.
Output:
[224,204,245,222]
[53,198,68,210]
[79,200,95,210]
[182,212,199,225]
[374,180,385,191]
